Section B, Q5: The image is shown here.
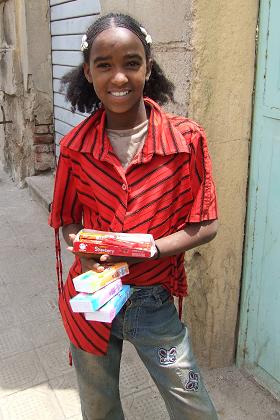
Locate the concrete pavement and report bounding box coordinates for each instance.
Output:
[0,169,280,420]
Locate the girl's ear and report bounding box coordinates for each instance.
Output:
[83,63,93,84]
[145,59,152,81]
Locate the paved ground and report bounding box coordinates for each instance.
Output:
[0,168,280,420]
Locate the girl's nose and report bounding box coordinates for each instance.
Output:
[111,71,128,85]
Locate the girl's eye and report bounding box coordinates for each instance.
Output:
[127,61,140,68]
[96,63,110,69]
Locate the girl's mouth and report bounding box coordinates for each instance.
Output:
[109,90,131,97]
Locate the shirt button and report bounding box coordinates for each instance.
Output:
[122,184,127,191]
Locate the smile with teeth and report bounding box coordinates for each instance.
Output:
[109,91,130,97]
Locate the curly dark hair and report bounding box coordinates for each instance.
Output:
[60,13,175,113]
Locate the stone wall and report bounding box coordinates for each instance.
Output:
[0,0,54,187]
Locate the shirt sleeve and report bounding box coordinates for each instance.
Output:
[187,126,218,223]
[48,146,83,229]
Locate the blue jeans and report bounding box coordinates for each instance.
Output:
[70,285,218,420]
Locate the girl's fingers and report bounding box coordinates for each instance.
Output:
[82,262,105,273]
[65,244,105,272]
[65,247,107,272]
[80,256,105,273]
[99,254,137,265]
[92,262,105,272]
[99,254,111,262]
[99,254,123,263]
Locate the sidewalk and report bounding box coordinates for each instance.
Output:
[0,169,279,420]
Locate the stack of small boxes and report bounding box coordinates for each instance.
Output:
[69,229,157,322]
[70,263,132,322]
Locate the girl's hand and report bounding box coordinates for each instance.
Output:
[79,254,105,274]
[67,233,105,273]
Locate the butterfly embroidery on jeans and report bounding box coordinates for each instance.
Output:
[185,370,200,391]
[158,347,177,365]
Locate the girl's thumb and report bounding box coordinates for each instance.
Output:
[69,233,77,243]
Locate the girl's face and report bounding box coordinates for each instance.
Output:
[83,27,152,129]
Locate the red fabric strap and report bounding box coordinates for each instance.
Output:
[68,349,73,366]
[55,228,63,295]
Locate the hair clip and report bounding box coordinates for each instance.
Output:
[80,34,88,52]
[140,26,152,45]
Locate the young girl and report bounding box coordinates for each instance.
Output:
[49,12,219,420]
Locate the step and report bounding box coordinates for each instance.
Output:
[25,173,54,213]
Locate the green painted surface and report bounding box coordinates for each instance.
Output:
[237,0,280,397]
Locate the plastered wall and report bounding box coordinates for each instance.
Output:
[101,0,193,116]
[0,0,54,186]
[187,0,259,366]
[101,0,258,367]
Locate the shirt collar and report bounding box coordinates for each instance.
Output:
[62,97,190,161]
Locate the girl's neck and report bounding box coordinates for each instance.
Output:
[105,99,149,130]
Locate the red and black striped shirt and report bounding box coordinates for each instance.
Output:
[49,97,218,355]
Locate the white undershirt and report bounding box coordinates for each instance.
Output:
[106,120,149,169]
